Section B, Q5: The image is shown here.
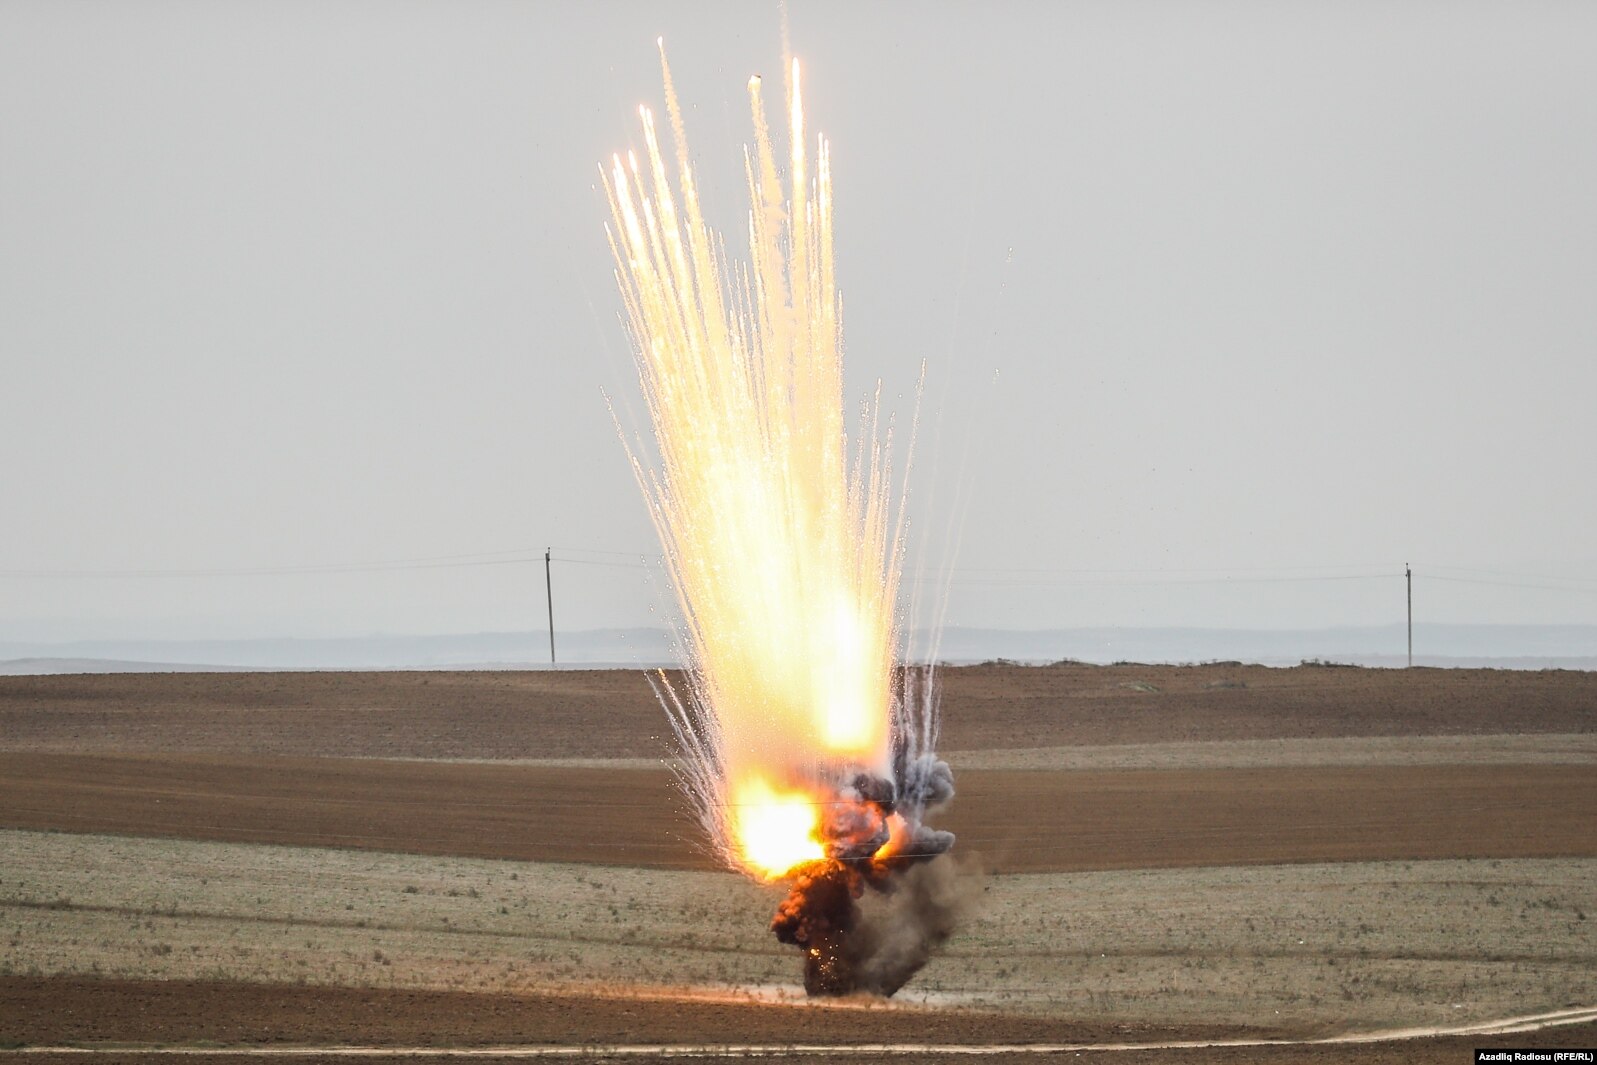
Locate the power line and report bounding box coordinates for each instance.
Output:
[1425,565,1597,589]
[909,572,1398,589]
[0,547,657,580]
[922,561,1401,576]
[1421,574,1597,597]
[552,557,654,571]
[547,546,658,560]
[7,549,1597,601]
[0,557,548,579]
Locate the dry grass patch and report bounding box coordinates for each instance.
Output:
[2,830,1591,1035]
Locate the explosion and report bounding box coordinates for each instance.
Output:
[604,41,958,996]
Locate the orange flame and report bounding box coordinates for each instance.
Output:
[607,47,907,881]
[732,775,825,880]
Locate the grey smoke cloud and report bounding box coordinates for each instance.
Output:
[769,739,960,997]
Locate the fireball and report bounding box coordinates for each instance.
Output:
[605,40,958,996]
[604,44,902,876]
[731,775,825,880]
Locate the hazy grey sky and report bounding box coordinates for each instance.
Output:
[3,1,1595,641]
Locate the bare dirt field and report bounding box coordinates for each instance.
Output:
[2,663,1592,759]
[0,753,1591,872]
[6,977,1594,1064]
[0,975,1209,1047]
[11,1037,1597,1065]
[5,830,1593,1033]
[1,664,1593,1058]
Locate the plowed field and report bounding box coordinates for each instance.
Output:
[1,665,1592,1058]
[2,663,1591,759]
[0,752,1591,872]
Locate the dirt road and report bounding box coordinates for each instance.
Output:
[1,979,1592,1063]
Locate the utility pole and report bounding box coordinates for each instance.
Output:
[1406,562,1412,669]
[545,548,556,666]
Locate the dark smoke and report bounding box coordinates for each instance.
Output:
[769,758,962,996]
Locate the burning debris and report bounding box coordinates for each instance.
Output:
[770,755,958,996]
[605,43,963,996]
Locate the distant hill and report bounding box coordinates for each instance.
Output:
[2,623,1593,674]
[928,623,1597,668]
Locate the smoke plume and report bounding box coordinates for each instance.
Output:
[769,754,963,996]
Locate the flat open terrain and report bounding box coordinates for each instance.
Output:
[0,753,1591,872]
[1,664,1593,1058]
[0,975,1213,1047]
[3,663,1592,758]
[6,977,1594,1065]
[6,830,1594,1033]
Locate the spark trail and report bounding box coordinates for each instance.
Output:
[604,43,958,995]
